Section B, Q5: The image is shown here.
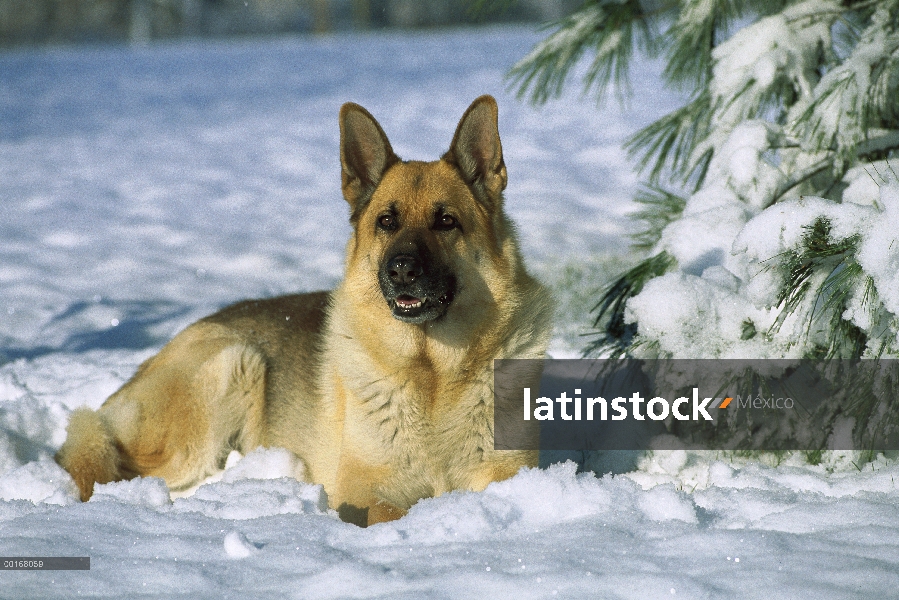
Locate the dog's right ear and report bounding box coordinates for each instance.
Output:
[339,103,400,216]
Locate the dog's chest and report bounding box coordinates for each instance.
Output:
[345,368,493,489]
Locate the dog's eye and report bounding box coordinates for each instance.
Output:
[377,214,397,231]
[434,214,458,231]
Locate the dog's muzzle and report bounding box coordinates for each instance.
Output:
[379,251,455,324]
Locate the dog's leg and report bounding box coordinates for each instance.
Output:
[56,323,267,501]
[329,452,407,526]
[366,502,407,525]
[464,451,539,493]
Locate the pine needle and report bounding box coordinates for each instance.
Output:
[584,251,676,357]
[629,185,688,250]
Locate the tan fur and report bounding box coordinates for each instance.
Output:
[56,96,553,526]
[56,408,121,501]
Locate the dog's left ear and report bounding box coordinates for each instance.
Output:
[443,95,507,208]
[340,102,400,216]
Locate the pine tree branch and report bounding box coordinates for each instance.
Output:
[767,131,899,207]
[506,0,662,106]
[857,131,899,158]
[584,251,676,357]
[767,156,833,207]
[624,91,713,187]
[630,185,688,250]
[663,0,750,93]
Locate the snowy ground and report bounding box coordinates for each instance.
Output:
[2,27,899,599]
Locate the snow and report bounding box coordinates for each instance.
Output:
[223,530,261,559]
[2,25,899,598]
[4,457,899,598]
[625,271,773,358]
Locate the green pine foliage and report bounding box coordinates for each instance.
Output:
[584,250,675,357]
[503,0,899,357]
[496,0,899,454]
[629,185,687,251]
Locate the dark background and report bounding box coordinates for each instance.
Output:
[0,0,581,48]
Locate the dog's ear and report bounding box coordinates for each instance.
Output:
[443,95,507,208]
[339,103,400,215]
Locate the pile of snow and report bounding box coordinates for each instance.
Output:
[2,457,899,597]
[629,165,899,359]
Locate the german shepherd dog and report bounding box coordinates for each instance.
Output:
[56,96,553,526]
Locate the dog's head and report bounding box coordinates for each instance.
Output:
[338,96,512,326]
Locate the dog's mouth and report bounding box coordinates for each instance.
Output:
[395,295,424,310]
[378,245,456,324]
[387,290,454,324]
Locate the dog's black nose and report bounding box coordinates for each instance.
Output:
[386,254,422,285]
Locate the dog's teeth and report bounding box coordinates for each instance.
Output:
[397,297,423,309]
